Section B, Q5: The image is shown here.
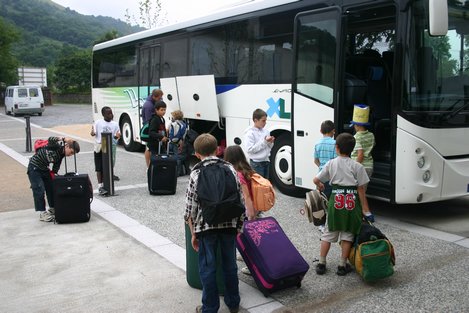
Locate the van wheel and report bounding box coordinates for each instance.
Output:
[38,113,42,116]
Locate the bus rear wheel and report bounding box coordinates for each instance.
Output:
[120,116,141,152]
[270,133,305,197]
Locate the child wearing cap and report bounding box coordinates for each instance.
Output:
[350,104,375,181]
[350,104,375,223]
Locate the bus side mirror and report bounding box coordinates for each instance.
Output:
[428,0,448,36]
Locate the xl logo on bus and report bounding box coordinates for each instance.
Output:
[266,97,291,119]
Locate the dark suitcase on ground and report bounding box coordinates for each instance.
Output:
[147,142,177,195]
[53,147,93,223]
[236,217,309,296]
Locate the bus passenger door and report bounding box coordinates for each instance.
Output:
[292,8,341,190]
[160,77,180,120]
[176,75,219,122]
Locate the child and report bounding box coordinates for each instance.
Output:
[350,104,375,182]
[27,137,80,221]
[244,108,275,178]
[168,109,187,176]
[184,134,243,313]
[224,145,258,276]
[314,120,337,198]
[147,100,168,155]
[313,133,374,276]
[91,106,121,196]
[142,89,163,168]
[224,145,257,221]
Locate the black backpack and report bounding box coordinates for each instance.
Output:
[195,159,245,225]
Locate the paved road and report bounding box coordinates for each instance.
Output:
[2,104,469,312]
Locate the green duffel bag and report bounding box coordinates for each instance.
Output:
[349,238,395,282]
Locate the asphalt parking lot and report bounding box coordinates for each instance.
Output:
[1,104,469,312]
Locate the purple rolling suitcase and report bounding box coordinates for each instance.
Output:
[236,217,309,296]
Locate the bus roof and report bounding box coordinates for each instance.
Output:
[93,0,299,51]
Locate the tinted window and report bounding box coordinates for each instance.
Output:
[295,13,337,104]
[93,46,137,88]
[18,88,28,97]
[163,38,188,77]
[191,30,227,77]
[29,88,39,97]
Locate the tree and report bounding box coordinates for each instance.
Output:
[93,30,120,45]
[125,0,168,29]
[54,49,91,93]
[0,17,20,85]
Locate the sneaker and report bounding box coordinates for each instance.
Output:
[336,263,353,276]
[98,187,108,196]
[241,267,251,275]
[113,175,120,181]
[316,263,326,275]
[318,225,325,233]
[195,305,202,313]
[39,211,54,222]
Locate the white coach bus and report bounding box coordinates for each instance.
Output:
[92,0,469,203]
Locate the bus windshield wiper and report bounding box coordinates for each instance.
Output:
[441,98,469,121]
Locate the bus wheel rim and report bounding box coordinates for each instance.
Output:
[274,145,292,186]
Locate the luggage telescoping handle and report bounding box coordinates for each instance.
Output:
[157,137,170,155]
[63,138,78,174]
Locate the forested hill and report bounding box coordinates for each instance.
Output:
[0,0,143,67]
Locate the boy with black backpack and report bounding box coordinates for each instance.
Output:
[184,133,244,313]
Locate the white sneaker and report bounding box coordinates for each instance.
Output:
[241,267,251,275]
[318,225,325,233]
[39,211,54,222]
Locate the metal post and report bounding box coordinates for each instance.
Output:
[101,132,115,196]
[25,115,32,152]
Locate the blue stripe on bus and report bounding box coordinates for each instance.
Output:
[215,85,239,94]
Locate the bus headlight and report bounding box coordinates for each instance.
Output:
[417,156,425,168]
[422,170,431,183]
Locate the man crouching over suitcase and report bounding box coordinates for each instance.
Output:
[27,137,80,222]
[184,133,244,313]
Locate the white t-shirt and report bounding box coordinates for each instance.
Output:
[93,119,120,151]
[316,156,369,187]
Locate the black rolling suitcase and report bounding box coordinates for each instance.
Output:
[53,145,93,223]
[147,142,177,195]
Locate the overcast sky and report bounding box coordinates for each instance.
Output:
[50,0,249,25]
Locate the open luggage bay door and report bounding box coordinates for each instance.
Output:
[176,75,219,122]
[160,77,181,119]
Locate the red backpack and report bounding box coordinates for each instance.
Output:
[34,139,49,153]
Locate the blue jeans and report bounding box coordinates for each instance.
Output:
[198,232,240,313]
[250,160,270,179]
[27,163,54,212]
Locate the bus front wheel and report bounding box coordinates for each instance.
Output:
[120,116,141,152]
[270,133,305,198]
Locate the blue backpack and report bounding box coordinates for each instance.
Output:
[169,120,187,143]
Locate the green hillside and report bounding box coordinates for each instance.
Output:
[0,0,143,67]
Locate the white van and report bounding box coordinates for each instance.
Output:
[4,85,45,116]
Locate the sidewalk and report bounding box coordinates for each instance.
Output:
[0,147,275,313]
[0,149,202,313]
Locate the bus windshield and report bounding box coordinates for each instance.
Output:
[404,0,469,127]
